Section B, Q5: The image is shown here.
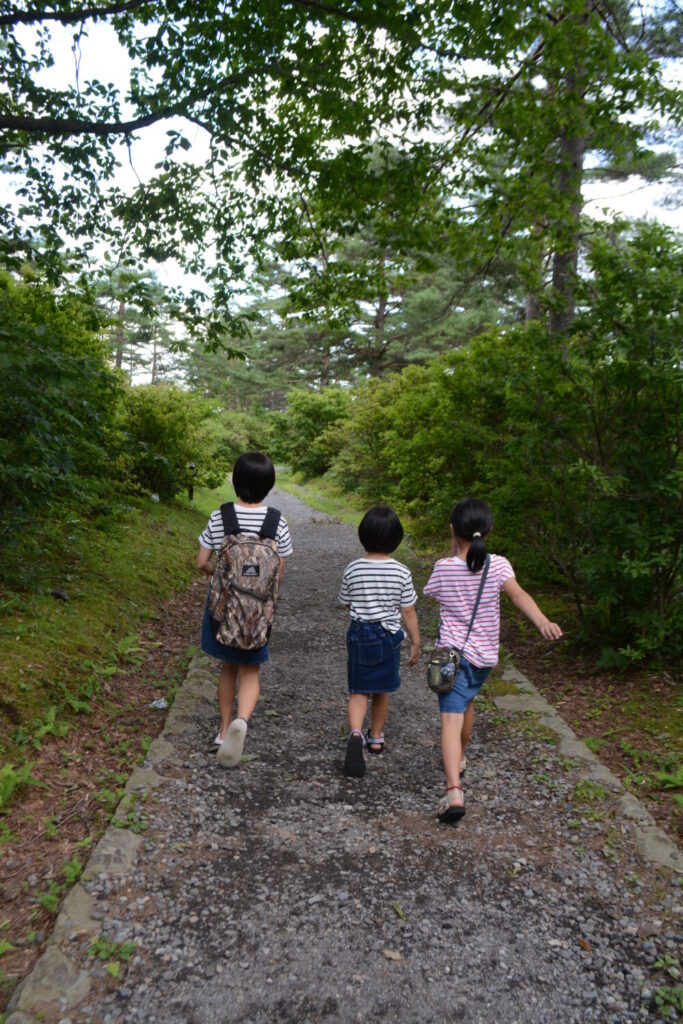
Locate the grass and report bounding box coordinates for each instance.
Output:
[275,467,439,625]
[485,675,521,698]
[0,492,210,765]
[274,468,365,527]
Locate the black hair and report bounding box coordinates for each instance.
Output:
[450,498,494,573]
[358,505,404,554]
[232,452,275,503]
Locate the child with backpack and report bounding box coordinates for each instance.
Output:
[197,452,292,767]
[424,498,562,823]
[339,506,420,777]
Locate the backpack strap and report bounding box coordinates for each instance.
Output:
[219,501,240,537]
[259,506,281,541]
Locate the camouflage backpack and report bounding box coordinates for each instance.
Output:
[208,503,282,650]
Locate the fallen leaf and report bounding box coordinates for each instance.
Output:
[578,937,592,954]
[382,949,403,962]
[393,902,406,921]
[240,754,258,763]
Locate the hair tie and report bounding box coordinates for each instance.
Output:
[472,532,481,539]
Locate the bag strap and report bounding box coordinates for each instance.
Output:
[435,554,490,655]
[259,506,281,541]
[219,503,281,542]
[460,554,490,658]
[219,501,240,536]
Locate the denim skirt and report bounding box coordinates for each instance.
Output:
[347,621,404,695]
[437,655,491,713]
[200,590,269,665]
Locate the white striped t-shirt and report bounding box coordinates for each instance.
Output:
[338,558,418,634]
[199,504,293,557]
[423,554,515,667]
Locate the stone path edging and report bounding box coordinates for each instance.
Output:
[6,652,680,1022]
[5,662,218,1024]
[495,665,682,875]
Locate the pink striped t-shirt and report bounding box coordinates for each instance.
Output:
[423,554,515,667]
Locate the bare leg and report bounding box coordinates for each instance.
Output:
[369,693,389,745]
[236,664,260,721]
[440,711,465,789]
[347,693,369,734]
[461,699,475,757]
[218,663,238,740]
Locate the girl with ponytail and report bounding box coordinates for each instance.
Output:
[424,498,562,823]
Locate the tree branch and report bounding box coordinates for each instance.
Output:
[0,0,146,28]
[0,63,280,137]
[282,0,367,26]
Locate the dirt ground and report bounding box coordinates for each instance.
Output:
[2,487,679,1015]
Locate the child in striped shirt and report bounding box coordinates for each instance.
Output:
[424,498,562,823]
[338,506,420,777]
[197,452,293,766]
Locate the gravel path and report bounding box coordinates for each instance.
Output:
[7,489,681,1024]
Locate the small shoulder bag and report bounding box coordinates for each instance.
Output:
[427,555,490,694]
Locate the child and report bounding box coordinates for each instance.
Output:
[424,498,562,823]
[197,452,293,767]
[338,505,420,777]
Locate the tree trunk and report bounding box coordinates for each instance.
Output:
[151,336,158,384]
[549,126,586,334]
[548,3,589,335]
[321,351,330,388]
[115,298,124,368]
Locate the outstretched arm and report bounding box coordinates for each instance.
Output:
[401,604,421,665]
[503,578,563,640]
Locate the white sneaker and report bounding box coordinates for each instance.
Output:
[216,718,247,768]
[212,733,223,748]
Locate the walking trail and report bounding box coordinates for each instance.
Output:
[7,490,681,1024]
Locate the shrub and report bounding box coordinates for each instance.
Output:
[0,271,121,515]
[321,223,682,661]
[119,384,231,499]
[270,388,351,479]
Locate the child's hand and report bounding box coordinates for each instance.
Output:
[407,641,420,666]
[538,618,563,641]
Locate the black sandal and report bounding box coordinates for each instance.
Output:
[344,730,366,777]
[365,731,385,754]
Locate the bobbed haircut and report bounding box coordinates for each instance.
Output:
[450,498,494,573]
[358,505,404,554]
[232,452,275,503]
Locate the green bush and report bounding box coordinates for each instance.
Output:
[499,223,682,662]
[119,384,231,500]
[270,388,351,479]
[0,271,121,515]
[289,223,682,662]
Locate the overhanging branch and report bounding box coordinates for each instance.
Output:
[0,62,280,137]
[0,0,146,28]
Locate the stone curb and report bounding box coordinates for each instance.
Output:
[6,653,680,1021]
[494,665,682,874]
[5,657,217,1024]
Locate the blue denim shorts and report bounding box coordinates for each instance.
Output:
[347,621,404,694]
[438,655,492,713]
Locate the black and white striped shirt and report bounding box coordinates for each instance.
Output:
[199,504,293,557]
[338,558,417,633]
